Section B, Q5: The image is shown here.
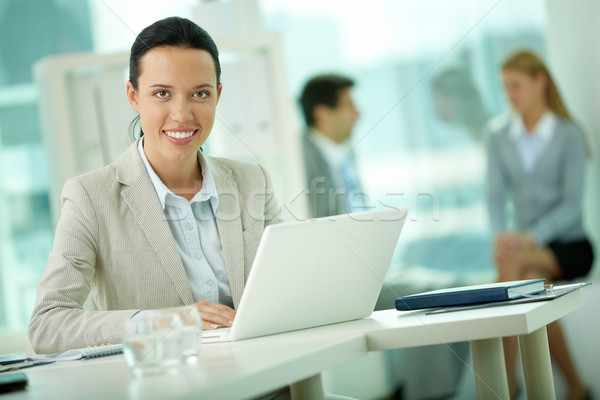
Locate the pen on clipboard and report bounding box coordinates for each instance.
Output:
[0,360,34,373]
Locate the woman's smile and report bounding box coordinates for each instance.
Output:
[163,128,198,145]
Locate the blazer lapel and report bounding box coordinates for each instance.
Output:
[116,140,194,305]
[206,156,245,308]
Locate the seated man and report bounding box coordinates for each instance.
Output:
[299,74,363,217]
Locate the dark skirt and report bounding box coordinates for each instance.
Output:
[548,238,595,280]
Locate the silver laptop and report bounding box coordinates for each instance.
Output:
[202,207,408,343]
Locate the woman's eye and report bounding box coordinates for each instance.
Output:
[193,91,209,99]
[154,90,169,98]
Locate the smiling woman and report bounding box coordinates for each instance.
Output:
[127,46,222,199]
[126,17,223,199]
[26,17,282,354]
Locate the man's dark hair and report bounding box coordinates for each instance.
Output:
[300,74,354,127]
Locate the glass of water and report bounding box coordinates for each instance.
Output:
[156,305,203,364]
[123,311,183,377]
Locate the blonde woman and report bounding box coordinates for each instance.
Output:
[485,50,592,400]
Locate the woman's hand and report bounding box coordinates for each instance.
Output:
[494,232,536,264]
[193,300,236,330]
[494,233,516,265]
[494,232,539,280]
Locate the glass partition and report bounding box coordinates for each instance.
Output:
[259,0,547,283]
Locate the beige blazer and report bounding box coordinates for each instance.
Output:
[28,140,281,353]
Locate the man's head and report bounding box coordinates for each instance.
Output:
[300,74,360,143]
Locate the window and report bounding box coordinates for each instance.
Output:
[0,0,94,330]
[259,0,548,282]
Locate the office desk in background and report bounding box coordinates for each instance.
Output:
[1,289,585,400]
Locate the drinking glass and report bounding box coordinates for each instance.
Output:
[156,305,203,364]
[122,311,183,377]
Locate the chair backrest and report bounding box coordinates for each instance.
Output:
[34,51,134,225]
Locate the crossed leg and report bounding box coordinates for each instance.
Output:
[493,234,587,400]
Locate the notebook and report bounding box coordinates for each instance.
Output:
[0,344,122,372]
[28,344,123,361]
[395,279,546,311]
[425,282,591,314]
[203,207,408,343]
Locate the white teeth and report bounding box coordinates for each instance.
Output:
[165,131,194,139]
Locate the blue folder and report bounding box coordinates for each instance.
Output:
[395,279,546,311]
[424,282,591,314]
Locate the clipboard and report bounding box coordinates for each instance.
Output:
[426,282,591,314]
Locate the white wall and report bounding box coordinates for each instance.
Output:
[541,3,600,397]
[545,0,600,278]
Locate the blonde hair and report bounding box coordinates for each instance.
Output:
[502,50,592,158]
[502,50,571,121]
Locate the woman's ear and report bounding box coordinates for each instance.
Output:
[126,81,140,113]
[216,83,223,103]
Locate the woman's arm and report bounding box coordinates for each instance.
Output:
[27,179,137,354]
[485,131,508,235]
[529,126,586,244]
[258,163,283,227]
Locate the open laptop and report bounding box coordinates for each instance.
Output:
[202,206,408,343]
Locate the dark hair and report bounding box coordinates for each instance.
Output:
[129,17,221,138]
[130,16,221,89]
[299,74,354,127]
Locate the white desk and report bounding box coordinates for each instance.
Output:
[2,289,585,400]
[270,287,585,399]
[2,335,366,400]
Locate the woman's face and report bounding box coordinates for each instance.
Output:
[126,45,221,165]
[501,68,546,115]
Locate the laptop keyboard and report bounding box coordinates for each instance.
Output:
[202,327,231,343]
